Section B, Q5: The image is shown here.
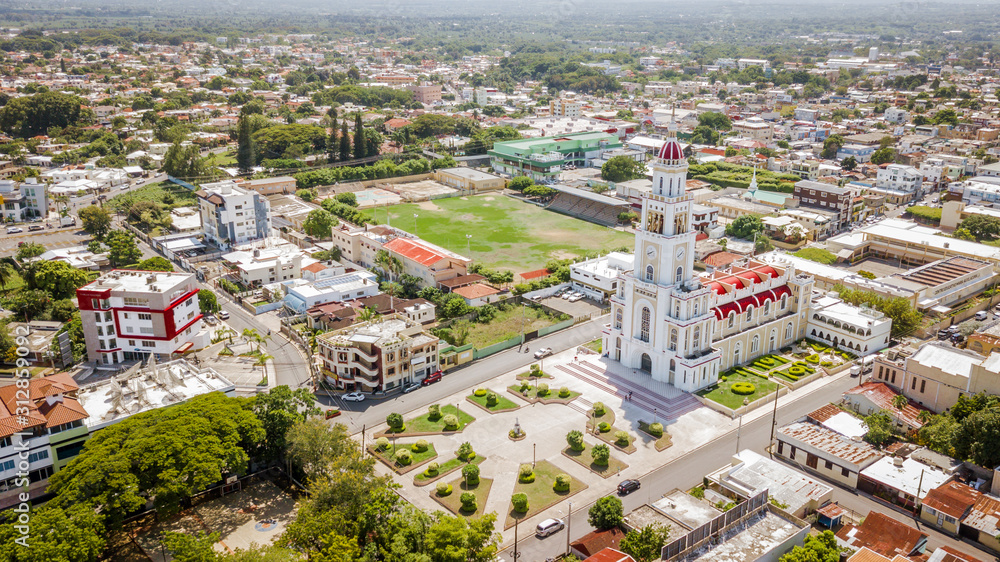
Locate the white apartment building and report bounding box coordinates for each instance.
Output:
[76,270,210,366]
[197,181,272,249]
[550,96,583,118]
[733,117,774,142]
[570,252,635,302]
[284,271,380,313]
[872,164,924,204]
[884,107,909,124]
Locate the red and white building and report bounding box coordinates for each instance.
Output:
[76,270,209,366]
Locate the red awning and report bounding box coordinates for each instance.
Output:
[713,301,740,320]
[174,341,194,354]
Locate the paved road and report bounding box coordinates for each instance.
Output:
[326,320,606,434]
[504,372,992,562]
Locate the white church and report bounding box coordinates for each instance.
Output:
[602,119,891,393]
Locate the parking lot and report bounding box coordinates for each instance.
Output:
[538,290,607,319]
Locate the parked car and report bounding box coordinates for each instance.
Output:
[561,291,573,300]
[402,382,420,394]
[27,225,43,231]
[948,325,961,334]
[975,311,989,321]
[568,293,584,302]
[342,392,365,402]
[6,227,22,234]
[937,330,950,340]
[421,370,443,386]
[218,310,230,320]
[534,347,553,359]
[535,518,565,537]
[951,333,966,344]
[617,479,641,495]
[850,365,861,377]
[204,315,218,325]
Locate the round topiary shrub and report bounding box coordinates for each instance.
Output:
[462,463,480,485]
[512,492,529,513]
[519,382,531,393]
[386,412,405,432]
[648,422,664,437]
[720,376,728,382]
[821,361,833,367]
[375,436,389,451]
[731,382,756,395]
[592,443,611,466]
[553,473,571,492]
[412,439,429,453]
[559,386,570,398]
[567,430,585,452]
[428,404,441,421]
[789,365,806,376]
[486,392,498,406]
[593,402,606,416]
[519,463,535,483]
[474,388,487,397]
[436,482,452,496]
[460,492,477,511]
[537,382,549,396]
[395,448,412,465]
[598,421,611,433]
[442,414,459,430]
[425,461,440,476]
[457,441,475,461]
[615,431,630,447]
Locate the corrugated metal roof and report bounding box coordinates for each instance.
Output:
[778,421,882,466]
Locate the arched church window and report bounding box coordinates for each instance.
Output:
[614,308,622,329]
[669,328,678,351]
[645,265,654,282]
[640,307,651,343]
[675,266,683,284]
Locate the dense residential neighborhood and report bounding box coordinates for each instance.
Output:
[4,3,1000,562]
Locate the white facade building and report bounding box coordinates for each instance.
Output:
[197,180,272,248]
[872,164,924,204]
[284,271,380,313]
[570,252,635,302]
[76,270,210,365]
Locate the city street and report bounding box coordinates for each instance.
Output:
[501,371,992,562]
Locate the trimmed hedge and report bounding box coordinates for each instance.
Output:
[732,382,756,395]
[436,482,452,496]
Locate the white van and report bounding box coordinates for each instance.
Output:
[536,518,564,537]
[975,311,989,321]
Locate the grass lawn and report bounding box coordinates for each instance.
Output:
[585,407,636,453]
[107,181,198,214]
[444,305,569,349]
[433,477,494,518]
[369,442,438,474]
[387,405,476,434]
[0,365,48,378]
[562,443,629,479]
[638,420,674,452]
[381,195,634,271]
[515,369,554,381]
[467,391,520,413]
[504,460,587,529]
[697,370,778,410]
[414,454,486,485]
[582,339,602,353]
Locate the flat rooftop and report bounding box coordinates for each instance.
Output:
[909,342,984,379]
[860,456,953,500]
[682,511,802,562]
[437,167,501,182]
[720,450,832,514]
[652,490,722,531]
[77,359,234,430]
[87,269,192,294]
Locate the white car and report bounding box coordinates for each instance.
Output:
[536,518,565,537]
[568,293,585,302]
[561,291,573,299]
[342,392,365,402]
[534,347,553,359]
[6,227,22,234]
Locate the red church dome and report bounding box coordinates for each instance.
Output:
[658,139,683,161]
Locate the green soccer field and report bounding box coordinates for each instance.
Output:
[374,195,634,272]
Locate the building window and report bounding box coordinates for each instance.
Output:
[841,467,850,477]
[675,267,683,284]
[138,313,152,321]
[728,312,735,329]
[692,327,700,351]
[763,301,770,316]
[645,265,654,282]
[751,335,760,354]
[746,305,753,322]
[921,380,926,393]
[614,309,622,330]
[669,329,677,351]
[785,322,793,340]
[640,307,650,343]
[825,460,833,470]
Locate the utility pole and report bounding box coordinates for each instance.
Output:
[769,390,779,456]
[566,501,573,557]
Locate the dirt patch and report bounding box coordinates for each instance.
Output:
[483,196,495,201]
[417,201,442,212]
[551,250,578,260]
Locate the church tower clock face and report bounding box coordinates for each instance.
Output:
[676,247,684,260]
[646,246,657,259]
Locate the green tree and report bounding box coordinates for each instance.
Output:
[821,134,844,159]
[507,176,534,191]
[959,215,1000,241]
[841,156,857,171]
[162,141,207,179]
[326,115,339,163]
[28,260,89,300]
[726,214,764,239]
[135,256,174,271]
[424,513,501,562]
[918,415,959,456]
[303,208,337,239]
[588,495,624,530]
[16,242,45,261]
[0,91,83,137]
[339,121,351,161]
[47,393,264,528]
[0,504,105,562]
[601,155,645,183]
[592,443,611,466]
[105,230,142,267]
[954,408,1000,468]
[3,288,51,321]
[870,147,896,165]
[353,113,367,159]
[863,411,894,448]
[334,192,358,207]
[162,531,221,562]
[697,111,732,131]
[620,523,671,562]
[247,386,319,464]
[236,114,256,173]
[779,530,843,562]
[198,289,219,315]
[931,108,959,126]
[78,205,111,240]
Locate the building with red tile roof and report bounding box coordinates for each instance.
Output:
[921,481,981,534]
[570,528,626,560]
[584,548,635,562]
[835,512,928,559]
[452,283,501,306]
[844,381,931,432]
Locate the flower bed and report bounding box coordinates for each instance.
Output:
[562,443,629,479]
[466,390,521,414]
[585,407,637,454]
[369,442,438,474]
[506,385,580,405]
[731,382,756,395]
[432,476,494,517]
[377,405,476,436]
[697,370,778,409]
[413,454,487,486]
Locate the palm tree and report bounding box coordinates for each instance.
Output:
[384,282,402,311]
[255,352,274,383]
[358,306,378,323]
[374,249,392,281]
[242,327,260,353]
[891,393,909,431]
[917,410,934,426]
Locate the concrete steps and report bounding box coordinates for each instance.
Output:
[556,361,703,421]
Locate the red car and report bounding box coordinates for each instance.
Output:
[421,370,443,386]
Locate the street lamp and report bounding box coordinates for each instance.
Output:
[466,233,472,255]
[736,397,749,453]
[566,501,573,556]
[413,213,419,234]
